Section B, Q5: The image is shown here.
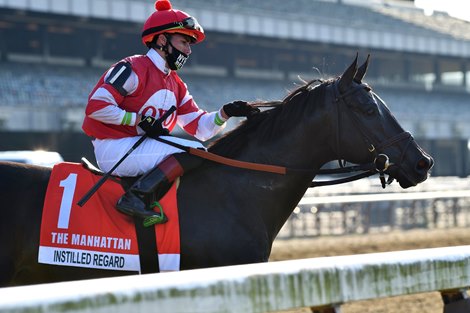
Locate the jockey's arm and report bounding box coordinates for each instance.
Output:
[85,64,139,127]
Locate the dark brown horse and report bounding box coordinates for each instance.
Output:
[0,55,433,286]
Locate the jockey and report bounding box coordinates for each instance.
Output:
[82,0,259,219]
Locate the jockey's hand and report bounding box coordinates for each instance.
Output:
[138,115,170,139]
[223,101,260,118]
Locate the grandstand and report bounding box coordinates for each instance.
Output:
[0,0,469,176]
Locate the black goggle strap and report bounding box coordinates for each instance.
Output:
[142,17,202,38]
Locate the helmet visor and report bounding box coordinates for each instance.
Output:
[180,17,203,32]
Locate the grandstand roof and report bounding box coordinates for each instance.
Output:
[175,0,470,40]
[1,0,470,57]
[374,3,470,41]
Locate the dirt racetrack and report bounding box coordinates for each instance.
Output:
[269,227,470,313]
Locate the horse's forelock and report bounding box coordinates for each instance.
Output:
[208,79,330,157]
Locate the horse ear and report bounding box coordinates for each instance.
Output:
[354,54,370,83]
[339,53,358,92]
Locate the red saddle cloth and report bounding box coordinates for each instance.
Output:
[38,162,181,272]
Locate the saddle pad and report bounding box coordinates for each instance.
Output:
[38,162,181,272]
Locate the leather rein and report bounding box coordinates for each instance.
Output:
[155,82,413,189]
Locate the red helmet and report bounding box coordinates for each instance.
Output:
[141,0,205,46]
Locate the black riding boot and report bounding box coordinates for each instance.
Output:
[116,153,202,219]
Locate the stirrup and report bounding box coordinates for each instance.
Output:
[143,202,168,227]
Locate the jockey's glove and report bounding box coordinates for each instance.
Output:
[138,115,170,139]
[223,101,260,118]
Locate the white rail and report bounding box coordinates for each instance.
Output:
[0,246,469,313]
[275,189,470,237]
[299,190,470,205]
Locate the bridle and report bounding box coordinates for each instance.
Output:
[317,80,415,188]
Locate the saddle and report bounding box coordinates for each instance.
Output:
[80,157,165,226]
[81,157,138,187]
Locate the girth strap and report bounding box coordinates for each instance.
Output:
[134,216,160,274]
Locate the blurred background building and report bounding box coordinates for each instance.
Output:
[0,0,469,176]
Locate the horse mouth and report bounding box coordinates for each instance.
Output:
[387,164,430,189]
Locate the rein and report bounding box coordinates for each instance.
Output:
[154,137,385,188]
[156,136,288,174]
[153,80,412,189]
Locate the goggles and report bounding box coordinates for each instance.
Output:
[142,17,204,38]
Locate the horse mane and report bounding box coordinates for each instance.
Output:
[208,78,333,158]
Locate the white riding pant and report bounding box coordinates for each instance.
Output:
[92,136,205,177]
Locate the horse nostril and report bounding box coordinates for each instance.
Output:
[416,157,432,171]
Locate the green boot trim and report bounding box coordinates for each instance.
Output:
[142,202,168,227]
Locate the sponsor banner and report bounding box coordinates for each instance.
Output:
[39,163,182,272]
[39,163,141,271]
[39,246,140,271]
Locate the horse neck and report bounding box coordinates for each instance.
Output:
[225,106,333,242]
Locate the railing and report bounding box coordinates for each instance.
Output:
[0,246,469,313]
[278,189,470,238]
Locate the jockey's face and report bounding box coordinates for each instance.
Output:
[167,33,192,56]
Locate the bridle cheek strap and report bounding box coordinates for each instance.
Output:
[332,83,413,188]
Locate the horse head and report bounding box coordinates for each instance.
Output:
[333,54,433,188]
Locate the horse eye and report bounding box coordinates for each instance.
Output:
[367,108,375,116]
